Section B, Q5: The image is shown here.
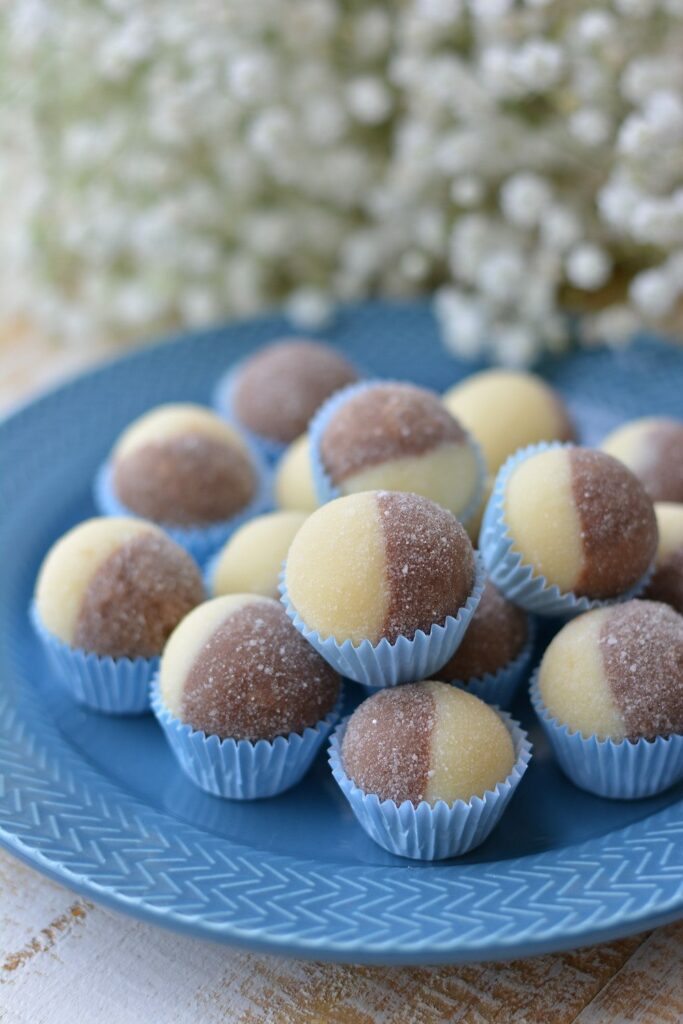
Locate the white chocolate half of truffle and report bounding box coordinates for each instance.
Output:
[275,434,318,513]
[504,448,582,593]
[538,609,624,740]
[35,517,160,644]
[338,442,480,521]
[285,492,387,645]
[654,502,683,562]
[211,511,307,599]
[425,683,516,803]
[444,370,572,475]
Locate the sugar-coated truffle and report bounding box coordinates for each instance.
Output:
[211,511,307,600]
[435,581,527,682]
[160,595,340,741]
[285,490,476,645]
[644,503,683,614]
[444,370,575,475]
[318,382,481,519]
[601,417,683,502]
[231,338,358,444]
[275,434,318,513]
[504,447,657,599]
[539,600,683,741]
[111,404,256,527]
[341,681,515,804]
[35,518,204,658]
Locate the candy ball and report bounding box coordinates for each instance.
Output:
[435,581,527,682]
[111,404,257,526]
[444,370,575,475]
[284,490,476,645]
[317,382,482,519]
[503,447,657,599]
[341,681,516,804]
[601,417,683,503]
[35,518,204,658]
[160,595,340,741]
[211,511,307,600]
[231,338,358,444]
[539,600,683,741]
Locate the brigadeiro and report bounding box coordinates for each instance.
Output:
[311,381,483,522]
[328,681,531,859]
[434,580,532,709]
[219,338,358,451]
[532,600,683,798]
[443,369,575,477]
[153,594,341,798]
[209,510,307,601]
[601,417,683,503]
[32,517,204,713]
[481,444,658,615]
[645,503,683,614]
[96,403,267,563]
[282,490,484,688]
[274,433,319,513]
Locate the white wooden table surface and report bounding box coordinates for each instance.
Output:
[2,326,682,1024]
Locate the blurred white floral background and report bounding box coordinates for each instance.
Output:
[1,0,682,366]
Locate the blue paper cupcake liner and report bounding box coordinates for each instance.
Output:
[328,709,532,860]
[212,365,287,464]
[479,441,655,617]
[150,677,344,800]
[308,378,487,525]
[442,617,537,710]
[279,552,486,689]
[30,602,154,715]
[93,440,273,567]
[530,669,683,799]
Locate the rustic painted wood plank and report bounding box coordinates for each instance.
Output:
[573,922,683,1024]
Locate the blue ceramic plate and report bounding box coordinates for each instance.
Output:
[2,300,682,964]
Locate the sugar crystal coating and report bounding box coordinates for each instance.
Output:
[164,596,340,741]
[436,581,527,682]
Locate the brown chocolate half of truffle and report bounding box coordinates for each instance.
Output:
[600,599,683,741]
[320,383,468,484]
[114,434,256,526]
[74,533,204,658]
[645,549,683,615]
[377,490,476,642]
[436,581,527,681]
[181,600,340,741]
[232,339,358,443]
[571,449,658,599]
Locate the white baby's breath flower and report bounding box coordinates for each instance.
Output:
[285,287,334,330]
[500,173,552,228]
[630,268,678,318]
[565,244,612,291]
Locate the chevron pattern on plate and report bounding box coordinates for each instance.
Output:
[1,301,683,961]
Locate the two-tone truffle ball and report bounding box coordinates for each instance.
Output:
[35,518,204,658]
[503,447,657,599]
[601,417,683,502]
[316,382,482,519]
[341,681,516,805]
[645,503,683,614]
[111,404,257,526]
[231,338,358,444]
[539,600,683,741]
[160,595,340,741]
[285,491,476,645]
[444,370,575,476]
[210,511,307,600]
[435,581,527,683]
